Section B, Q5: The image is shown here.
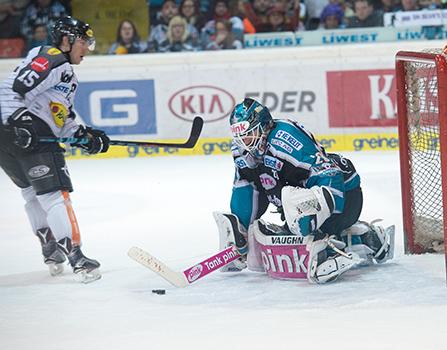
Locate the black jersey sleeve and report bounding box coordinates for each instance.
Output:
[12,46,69,97]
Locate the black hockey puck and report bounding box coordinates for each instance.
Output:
[152,289,166,295]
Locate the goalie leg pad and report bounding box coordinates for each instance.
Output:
[247,221,264,272]
[281,186,334,236]
[213,212,247,272]
[250,220,310,279]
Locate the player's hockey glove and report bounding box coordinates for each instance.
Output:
[6,108,38,151]
[72,126,110,154]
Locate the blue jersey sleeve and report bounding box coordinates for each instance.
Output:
[230,144,268,229]
[268,120,347,213]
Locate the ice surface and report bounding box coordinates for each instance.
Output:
[0,152,446,350]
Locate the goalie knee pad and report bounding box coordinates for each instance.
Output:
[213,212,248,272]
[341,220,395,264]
[281,186,334,236]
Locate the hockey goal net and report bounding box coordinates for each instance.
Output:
[396,49,447,265]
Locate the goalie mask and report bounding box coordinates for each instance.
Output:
[230,98,273,157]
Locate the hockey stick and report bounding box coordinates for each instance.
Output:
[38,116,204,149]
[128,245,242,288]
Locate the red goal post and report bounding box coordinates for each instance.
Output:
[396,50,447,274]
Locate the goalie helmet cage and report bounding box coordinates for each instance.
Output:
[396,49,447,279]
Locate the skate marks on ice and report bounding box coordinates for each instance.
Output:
[0,267,123,288]
[0,270,81,287]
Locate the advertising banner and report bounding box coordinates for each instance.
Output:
[327,69,396,127]
[244,26,447,48]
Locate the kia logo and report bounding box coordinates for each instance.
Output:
[168,85,235,122]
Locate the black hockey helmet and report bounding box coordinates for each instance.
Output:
[51,16,96,51]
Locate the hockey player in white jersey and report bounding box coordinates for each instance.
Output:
[215,98,394,283]
[0,17,109,283]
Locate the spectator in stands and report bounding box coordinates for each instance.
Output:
[179,0,203,46]
[419,0,443,9]
[28,23,50,49]
[201,0,244,43]
[320,3,345,29]
[280,1,303,30]
[205,18,243,49]
[21,0,68,46]
[148,0,179,52]
[304,0,329,30]
[241,0,272,32]
[347,0,384,27]
[0,0,29,39]
[374,0,399,12]
[158,15,198,52]
[108,19,147,54]
[229,0,257,34]
[149,0,165,24]
[264,3,299,32]
[337,0,355,18]
[180,0,204,29]
[58,0,71,13]
[394,0,420,11]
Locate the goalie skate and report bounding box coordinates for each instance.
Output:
[342,220,395,265]
[213,212,248,272]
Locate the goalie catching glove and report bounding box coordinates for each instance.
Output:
[71,125,110,154]
[281,185,335,236]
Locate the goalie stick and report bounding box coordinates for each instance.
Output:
[38,116,204,149]
[128,245,242,288]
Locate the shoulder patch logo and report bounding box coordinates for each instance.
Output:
[47,48,61,55]
[31,57,49,72]
[264,156,284,171]
[274,130,303,151]
[271,138,293,153]
[50,102,68,128]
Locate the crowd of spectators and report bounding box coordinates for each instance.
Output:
[0,0,446,57]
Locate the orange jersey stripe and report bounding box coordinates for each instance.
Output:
[62,191,81,245]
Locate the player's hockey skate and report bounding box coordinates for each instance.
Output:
[36,228,66,276]
[342,220,395,265]
[57,238,101,283]
[213,212,248,272]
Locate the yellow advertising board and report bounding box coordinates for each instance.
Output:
[64,133,401,160]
